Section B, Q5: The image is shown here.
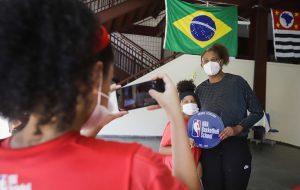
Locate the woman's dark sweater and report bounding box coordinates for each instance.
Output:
[195,73,264,137]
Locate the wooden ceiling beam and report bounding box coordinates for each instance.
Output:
[120,15,166,37]
[238,1,257,18]
[183,0,255,18]
[120,25,160,36]
[97,0,164,32]
[267,1,300,11]
[252,0,300,10]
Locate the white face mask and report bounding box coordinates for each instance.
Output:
[81,79,114,135]
[203,61,221,76]
[182,103,199,116]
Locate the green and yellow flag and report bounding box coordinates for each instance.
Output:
[164,0,238,56]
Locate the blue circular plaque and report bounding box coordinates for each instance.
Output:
[188,111,224,149]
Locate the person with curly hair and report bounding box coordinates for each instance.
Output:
[160,80,202,177]
[0,0,200,189]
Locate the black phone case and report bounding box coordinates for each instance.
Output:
[116,79,165,111]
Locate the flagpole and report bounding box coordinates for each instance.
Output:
[163,0,169,49]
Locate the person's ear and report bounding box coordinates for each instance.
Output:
[200,60,204,67]
[180,100,184,106]
[219,59,224,67]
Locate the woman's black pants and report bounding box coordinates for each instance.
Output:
[201,136,252,190]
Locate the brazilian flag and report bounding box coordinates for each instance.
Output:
[164,0,238,56]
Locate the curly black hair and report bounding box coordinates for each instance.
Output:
[0,0,113,130]
[177,80,196,94]
[177,80,197,101]
[201,43,230,65]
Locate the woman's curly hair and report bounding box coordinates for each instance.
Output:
[177,80,196,94]
[201,43,229,65]
[0,0,113,130]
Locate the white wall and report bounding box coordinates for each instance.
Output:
[100,55,255,136]
[265,62,300,146]
[0,117,10,139]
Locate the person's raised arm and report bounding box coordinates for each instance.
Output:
[80,84,128,137]
[149,74,200,190]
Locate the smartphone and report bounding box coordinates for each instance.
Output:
[116,79,165,111]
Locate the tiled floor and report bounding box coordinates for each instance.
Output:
[100,136,300,190]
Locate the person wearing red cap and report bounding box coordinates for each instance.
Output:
[0,0,200,190]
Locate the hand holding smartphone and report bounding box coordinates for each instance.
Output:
[116,79,165,111]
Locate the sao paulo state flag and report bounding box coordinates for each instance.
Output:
[271,9,300,63]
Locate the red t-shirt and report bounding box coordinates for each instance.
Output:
[160,120,202,170]
[294,186,300,190]
[0,132,187,190]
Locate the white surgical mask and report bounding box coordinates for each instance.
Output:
[182,103,199,116]
[81,79,115,135]
[203,61,221,76]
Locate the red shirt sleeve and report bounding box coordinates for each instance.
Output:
[130,146,188,190]
[160,122,172,146]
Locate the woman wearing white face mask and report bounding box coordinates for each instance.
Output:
[196,44,264,190]
[7,83,125,138]
[160,80,202,177]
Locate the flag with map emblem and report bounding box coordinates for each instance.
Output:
[271,9,300,63]
[164,0,238,56]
